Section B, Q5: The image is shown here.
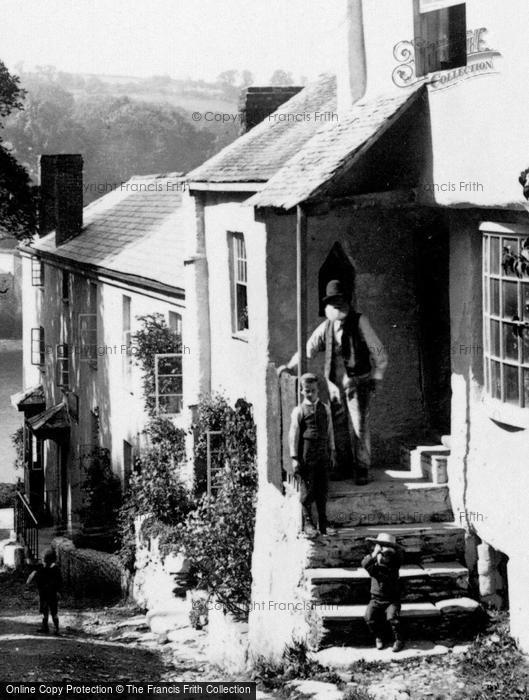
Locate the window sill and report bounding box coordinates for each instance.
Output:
[481,395,529,430]
[232,331,249,343]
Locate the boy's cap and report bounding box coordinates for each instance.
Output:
[366,533,402,549]
[300,372,319,386]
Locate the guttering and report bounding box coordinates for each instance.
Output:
[19,245,185,300]
[188,181,266,193]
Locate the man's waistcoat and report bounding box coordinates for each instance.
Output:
[324,312,371,382]
[299,401,329,445]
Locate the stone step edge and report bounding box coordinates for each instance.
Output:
[317,598,480,621]
[311,640,469,668]
[315,522,465,538]
[328,482,450,499]
[307,562,468,582]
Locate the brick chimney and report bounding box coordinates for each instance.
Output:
[39,154,83,245]
[238,86,304,134]
[337,0,367,117]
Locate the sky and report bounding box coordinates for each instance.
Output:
[0,0,345,82]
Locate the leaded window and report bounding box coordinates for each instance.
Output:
[482,223,529,409]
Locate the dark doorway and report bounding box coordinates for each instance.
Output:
[414,221,451,437]
[318,242,356,316]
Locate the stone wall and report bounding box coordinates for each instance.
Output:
[207,603,250,675]
[132,516,189,611]
[248,366,320,661]
[52,536,126,599]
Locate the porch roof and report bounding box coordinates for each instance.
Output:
[27,402,70,438]
[30,173,186,293]
[248,85,425,210]
[10,385,45,412]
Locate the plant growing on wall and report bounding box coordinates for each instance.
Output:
[11,427,24,471]
[118,419,190,570]
[132,313,181,416]
[78,447,122,552]
[178,395,258,619]
[193,393,256,493]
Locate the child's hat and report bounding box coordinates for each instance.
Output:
[366,532,402,549]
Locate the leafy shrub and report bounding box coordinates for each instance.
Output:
[11,427,24,471]
[178,395,257,619]
[252,641,343,691]
[77,448,122,552]
[118,419,191,571]
[193,393,256,493]
[0,482,16,509]
[132,313,181,417]
[453,611,529,699]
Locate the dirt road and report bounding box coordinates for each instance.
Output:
[0,569,210,683]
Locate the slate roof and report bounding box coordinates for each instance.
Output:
[187,74,337,184]
[32,173,186,292]
[248,85,425,210]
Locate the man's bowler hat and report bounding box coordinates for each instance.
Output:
[323,279,350,303]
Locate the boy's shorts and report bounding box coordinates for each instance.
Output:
[40,595,58,617]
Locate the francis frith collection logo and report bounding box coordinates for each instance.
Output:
[392,27,502,90]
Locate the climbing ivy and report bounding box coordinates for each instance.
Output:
[178,395,258,620]
[132,313,181,416]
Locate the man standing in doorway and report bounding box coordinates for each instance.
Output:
[278,280,388,485]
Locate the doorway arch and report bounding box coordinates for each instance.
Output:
[318,242,356,316]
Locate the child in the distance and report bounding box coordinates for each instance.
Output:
[27,548,63,635]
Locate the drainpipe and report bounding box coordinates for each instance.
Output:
[296,204,308,401]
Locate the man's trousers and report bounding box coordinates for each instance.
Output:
[329,376,373,481]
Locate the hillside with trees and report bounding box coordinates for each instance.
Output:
[2,66,304,205]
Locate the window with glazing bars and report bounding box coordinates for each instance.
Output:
[56,343,70,389]
[483,230,529,408]
[230,232,248,333]
[122,295,132,383]
[31,327,45,365]
[31,258,44,286]
[154,353,183,416]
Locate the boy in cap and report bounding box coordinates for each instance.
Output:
[289,373,335,536]
[362,533,404,652]
[26,548,63,635]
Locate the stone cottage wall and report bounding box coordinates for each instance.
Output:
[248,366,321,660]
[447,209,529,653]
[265,205,451,465]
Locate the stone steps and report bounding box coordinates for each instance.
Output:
[307,523,466,568]
[303,452,487,650]
[316,598,486,646]
[327,474,453,527]
[308,561,470,604]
